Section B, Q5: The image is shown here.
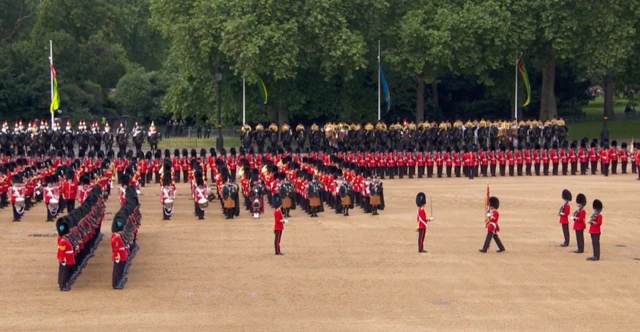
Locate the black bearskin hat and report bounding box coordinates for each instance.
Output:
[154,150,162,159]
[562,189,572,201]
[190,149,197,158]
[230,147,236,156]
[416,192,426,207]
[174,149,180,157]
[181,148,188,157]
[56,216,71,236]
[611,140,617,148]
[162,174,171,186]
[621,142,627,149]
[489,196,500,209]
[120,173,130,185]
[112,214,126,233]
[200,148,207,158]
[576,193,586,206]
[592,199,603,211]
[97,150,105,159]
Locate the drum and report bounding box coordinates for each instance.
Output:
[341,196,351,206]
[198,198,209,209]
[164,199,174,215]
[309,197,321,207]
[15,197,25,215]
[370,195,381,206]
[252,197,261,211]
[282,196,292,209]
[223,197,235,209]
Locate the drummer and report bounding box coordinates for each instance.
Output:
[10,174,25,222]
[44,176,60,222]
[161,171,176,220]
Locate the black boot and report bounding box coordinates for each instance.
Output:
[493,234,506,252]
[560,223,570,246]
[479,232,492,252]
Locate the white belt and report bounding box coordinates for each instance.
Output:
[65,251,74,254]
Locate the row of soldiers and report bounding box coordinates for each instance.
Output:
[1,119,158,136]
[240,118,567,134]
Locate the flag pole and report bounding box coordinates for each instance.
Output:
[514,50,519,123]
[49,40,54,129]
[242,77,246,125]
[377,40,381,121]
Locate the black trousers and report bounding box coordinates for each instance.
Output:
[155,171,160,183]
[195,202,204,219]
[580,162,588,175]
[140,174,146,187]
[570,162,577,175]
[274,230,283,254]
[480,165,488,177]
[467,166,474,179]
[632,162,637,174]
[534,163,541,175]
[590,233,600,259]
[543,163,549,175]
[377,166,385,179]
[561,162,568,175]
[58,264,73,290]
[490,164,497,177]
[508,164,514,176]
[417,165,424,178]
[386,166,396,178]
[525,163,532,176]
[481,232,505,251]
[426,165,434,178]
[454,166,461,177]
[0,192,7,207]
[601,162,609,176]
[499,164,506,176]
[65,199,75,213]
[590,161,597,174]
[575,230,584,252]
[621,161,628,174]
[611,160,618,174]
[417,228,426,252]
[112,261,126,289]
[552,162,559,175]
[436,165,443,178]
[183,170,188,183]
[408,165,415,178]
[516,164,523,176]
[446,165,452,178]
[561,223,570,245]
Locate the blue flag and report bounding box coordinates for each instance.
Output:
[380,64,391,111]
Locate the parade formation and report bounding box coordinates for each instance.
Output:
[0,117,632,292]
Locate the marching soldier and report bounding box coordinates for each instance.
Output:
[619,142,629,174]
[587,199,603,261]
[480,196,505,253]
[61,169,77,213]
[558,189,572,247]
[44,176,61,222]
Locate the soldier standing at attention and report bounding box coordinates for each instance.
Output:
[415,192,433,253]
[570,193,587,254]
[587,199,603,261]
[480,196,505,253]
[273,194,287,255]
[558,189,572,247]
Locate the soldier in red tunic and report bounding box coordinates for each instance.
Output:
[507,146,515,176]
[480,196,505,253]
[489,145,497,177]
[426,149,434,178]
[416,148,425,178]
[578,141,588,175]
[415,192,433,253]
[609,140,618,174]
[558,189,572,247]
[56,222,75,291]
[533,144,541,175]
[498,145,507,176]
[407,149,416,178]
[587,199,603,261]
[396,150,406,179]
[542,143,550,176]
[61,169,78,213]
[111,219,128,289]
[272,194,287,255]
[588,141,598,174]
[560,141,569,175]
[619,142,629,174]
[570,193,587,254]
[515,145,524,176]
[599,141,610,176]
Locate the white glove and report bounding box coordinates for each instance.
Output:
[559,213,565,216]
[569,216,575,221]
[486,213,492,218]
[428,217,435,221]
[283,219,289,224]
[61,260,66,266]
[115,258,120,264]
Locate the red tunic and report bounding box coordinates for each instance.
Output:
[61,181,78,200]
[111,233,128,262]
[273,208,285,231]
[57,237,75,265]
[417,207,428,229]
[559,203,570,224]
[486,209,500,233]
[589,214,602,234]
[573,209,586,231]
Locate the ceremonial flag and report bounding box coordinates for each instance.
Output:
[517,57,531,107]
[257,77,268,105]
[50,64,60,113]
[380,64,391,111]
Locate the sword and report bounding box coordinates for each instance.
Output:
[429,195,433,219]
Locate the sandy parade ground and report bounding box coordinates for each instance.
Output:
[2,173,640,332]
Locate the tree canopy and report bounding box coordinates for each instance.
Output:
[2,0,640,124]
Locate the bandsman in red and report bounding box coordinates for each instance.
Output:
[454,146,463,177]
[425,149,434,178]
[228,147,238,181]
[489,145,498,177]
[396,150,406,179]
[506,146,515,176]
[541,143,550,176]
[578,141,588,175]
[533,144,541,175]
[558,189,572,247]
[407,149,416,178]
[587,199,603,261]
[550,143,560,175]
[415,192,433,253]
[498,145,507,176]
[416,148,425,178]
[435,149,444,178]
[560,141,569,175]
[480,196,505,253]
[570,193,587,254]
[523,143,533,176]
[385,149,396,179]
[61,169,78,213]
[44,176,61,222]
